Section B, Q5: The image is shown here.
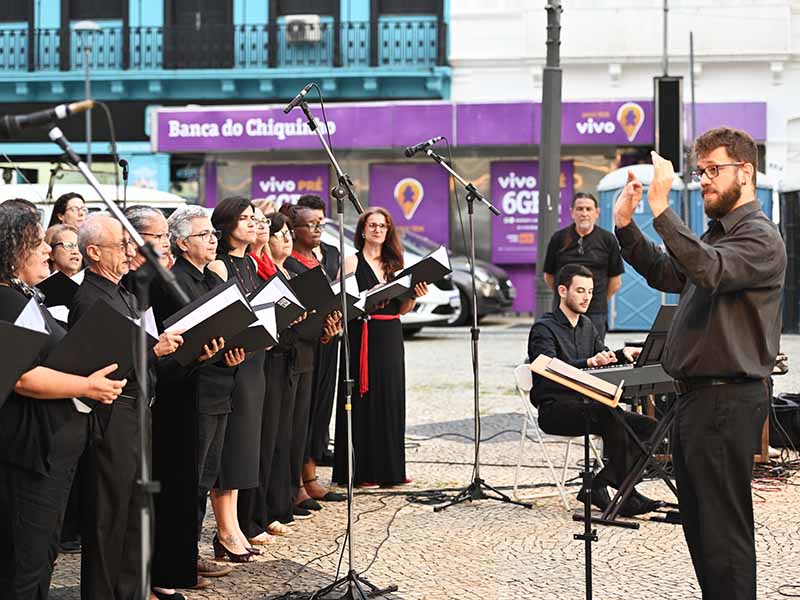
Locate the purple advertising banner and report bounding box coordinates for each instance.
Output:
[688,102,767,142]
[504,266,537,314]
[251,164,330,211]
[455,103,539,146]
[368,163,450,246]
[490,160,574,265]
[155,102,453,153]
[561,101,654,146]
[154,100,768,152]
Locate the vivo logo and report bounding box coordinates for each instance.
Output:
[575,118,616,136]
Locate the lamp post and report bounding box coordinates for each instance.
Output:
[74,20,100,169]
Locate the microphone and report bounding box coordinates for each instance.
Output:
[0,99,95,139]
[283,83,314,114]
[403,136,444,158]
[119,158,129,180]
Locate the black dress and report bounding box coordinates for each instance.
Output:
[332,253,407,485]
[0,283,89,598]
[215,254,266,491]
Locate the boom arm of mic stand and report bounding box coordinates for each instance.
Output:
[47,126,190,306]
[424,149,500,216]
[298,100,363,215]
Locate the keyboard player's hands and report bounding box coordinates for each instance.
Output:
[588,350,618,368]
[622,346,642,364]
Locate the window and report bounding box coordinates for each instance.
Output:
[68,0,123,20]
[0,0,27,22]
[276,0,335,16]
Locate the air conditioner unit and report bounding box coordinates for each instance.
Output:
[285,14,321,43]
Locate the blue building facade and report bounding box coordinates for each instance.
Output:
[0,0,450,194]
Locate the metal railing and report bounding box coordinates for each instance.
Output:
[0,19,446,72]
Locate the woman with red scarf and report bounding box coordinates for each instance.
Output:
[249,206,276,280]
[331,207,427,488]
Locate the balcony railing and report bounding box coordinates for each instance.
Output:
[0,19,446,72]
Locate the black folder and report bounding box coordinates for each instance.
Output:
[363,275,412,314]
[394,245,452,288]
[225,303,278,353]
[36,270,83,308]
[44,298,154,380]
[163,278,256,367]
[0,321,49,409]
[248,274,306,332]
[292,273,364,340]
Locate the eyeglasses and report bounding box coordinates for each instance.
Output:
[239,214,259,223]
[96,240,136,252]
[296,222,324,232]
[185,230,221,242]
[690,163,744,183]
[53,241,79,251]
[140,231,170,243]
[366,222,388,231]
[255,218,272,228]
[272,229,293,241]
[65,206,87,215]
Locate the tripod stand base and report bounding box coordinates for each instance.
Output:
[307,570,397,600]
[572,512,640,530]
[433,477,533,512]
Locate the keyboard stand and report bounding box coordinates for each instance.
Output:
[572,395,680,529]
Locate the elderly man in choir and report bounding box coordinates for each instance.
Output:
[70,213,184,600]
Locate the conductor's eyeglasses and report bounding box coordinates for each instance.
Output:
[691,163,744,183]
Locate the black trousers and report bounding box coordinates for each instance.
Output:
[197,413,228,536]
[80,400,143,600]
[672,380,768,600]
[0,413,88,600]
[536,397,657,489]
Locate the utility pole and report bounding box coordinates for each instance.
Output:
[662,0,669,76]
[535,1,563,318]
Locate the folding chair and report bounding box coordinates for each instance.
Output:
[512,364,604,510]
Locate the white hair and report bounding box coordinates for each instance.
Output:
[167,205,211,255]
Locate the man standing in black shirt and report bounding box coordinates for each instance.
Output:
[528,263,661,516]
[614,128,786,600]
[543,192,624,341]
[71,214,183,600]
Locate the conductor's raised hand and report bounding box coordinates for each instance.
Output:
[647,151,674,218]
[613,169,644,228]
[223,347,246,367]
[412,282,429,299]
[154,331,184,357]
[197,337,224,362]
[86,363,126,404]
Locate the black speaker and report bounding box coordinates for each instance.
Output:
[654,76,683,173]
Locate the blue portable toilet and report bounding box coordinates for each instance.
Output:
[597,165,684,331]
[687,171,774,235]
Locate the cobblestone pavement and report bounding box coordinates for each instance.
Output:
[51,319,800,599]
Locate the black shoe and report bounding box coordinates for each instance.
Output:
[318,449,335,467]
[576,481,612,513]
[152,590,187,600]
[297,498,323,511]
[618,489,663,517]
[59,539,82,554]
[292,506,314,520]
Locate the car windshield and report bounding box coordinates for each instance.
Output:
[400,230,440,254]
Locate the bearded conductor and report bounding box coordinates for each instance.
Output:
[614,127,786,599]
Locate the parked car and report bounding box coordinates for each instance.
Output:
[400,231,516,326]
[321,224,461,336]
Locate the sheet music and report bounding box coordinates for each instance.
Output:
[331,273,360,298]
[395,245,450,273]
[15,297,48,333]
[250,276,303,308]
[251,304,277,339]
[127,307,160,339]
[47,305,70,323]
[165,283,250,334]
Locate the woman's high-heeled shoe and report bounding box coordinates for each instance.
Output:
[212,534,253,563]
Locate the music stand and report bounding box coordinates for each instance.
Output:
[530,354,625,600]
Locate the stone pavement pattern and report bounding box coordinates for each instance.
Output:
[50,321,800,599]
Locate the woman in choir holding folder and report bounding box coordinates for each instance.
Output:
[0,204,125,598]
[332,207,428,488]
[45,224,82,277]
[207,196,267,562]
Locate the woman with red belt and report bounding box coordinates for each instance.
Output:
[331,207,427,488]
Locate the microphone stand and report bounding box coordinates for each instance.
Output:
[289,98,396,600]
[46,125,190,600]
[119,158,129,210]
[422,149,532,513]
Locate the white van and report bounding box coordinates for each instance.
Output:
[0,184,187,225]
